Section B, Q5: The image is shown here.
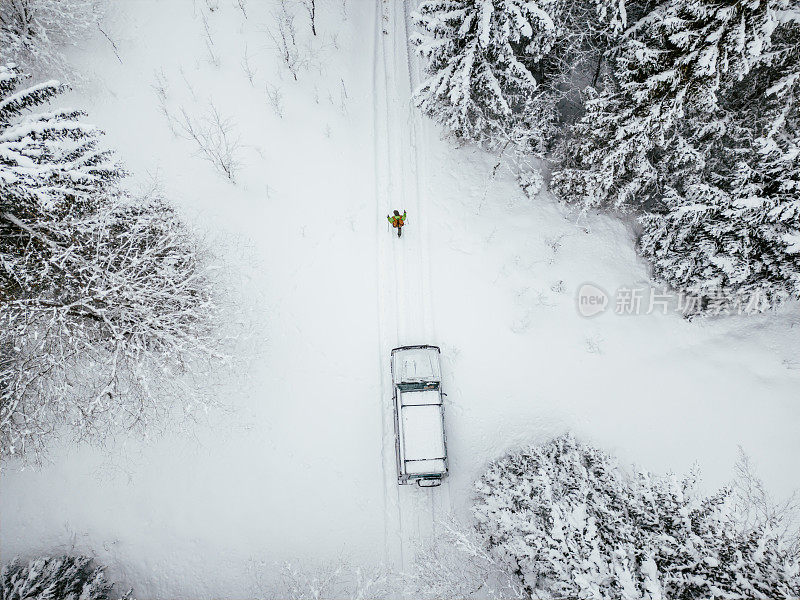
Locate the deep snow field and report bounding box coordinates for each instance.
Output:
[2,1,799,598]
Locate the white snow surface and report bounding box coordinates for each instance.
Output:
[1,1,799,598]
[400,404,445,461]
[404,458,446,475]
[399,388,441,406]
[392,347,441,383]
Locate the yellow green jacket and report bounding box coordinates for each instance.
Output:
[388,211,407,227]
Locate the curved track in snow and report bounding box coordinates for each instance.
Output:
[372,0,453,572]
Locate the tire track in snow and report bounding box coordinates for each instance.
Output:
[373,0,454,573]
[372,0,405,571]
[384,0,431,560]
[399,0,455,533]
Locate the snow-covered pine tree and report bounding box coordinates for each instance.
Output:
[0,63,122,219]
[630,473,800,598]
[412,0,629,150]
[0,64,220,458]
[473,434,641,598]
[411,0,558,149]
[552,0,800,312]
[534,0,628,120]
[1,555,114,600]
[638,22,800,312]
[474,434,800,599]
[552,0,792,211]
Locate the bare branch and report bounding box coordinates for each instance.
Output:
[234,0,247,19]
[298,0,316,36]
[175,103,243,181]
[241,43,256,86]
[266,2,310,81]
[265,82,284,118]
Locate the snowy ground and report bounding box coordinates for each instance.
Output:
[2,1,799,598]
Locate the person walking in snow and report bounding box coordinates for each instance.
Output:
[387,210,406,238]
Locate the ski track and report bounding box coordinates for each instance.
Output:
[374,0,454,573]
[400,0,454,534]
[373,0,404,571]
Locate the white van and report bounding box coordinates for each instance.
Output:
[390,345,448,487]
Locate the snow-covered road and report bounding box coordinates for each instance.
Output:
[373,0,453,571]
[2,1,799,598]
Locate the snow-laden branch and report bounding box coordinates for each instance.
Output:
[0,0,103,79]
[1,63,227,459]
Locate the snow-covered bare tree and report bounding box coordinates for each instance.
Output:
[473,433,800,599]
[256,560,391,600]
[0,64,221,458]
[0,0,101,78]
[406,514,524,598]
[299,0,317,36]
[411,0,559,150]
[732,447,800,557]
[175,103,243,181]
[267,1,311,81]
[0,555,129,600]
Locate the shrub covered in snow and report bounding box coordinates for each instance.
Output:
[406,514,524,598]
[0,555,129,600]
[252,560,391,600]
[0,0,101,78]
[0,64,221,458]
[473,434,800,599]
